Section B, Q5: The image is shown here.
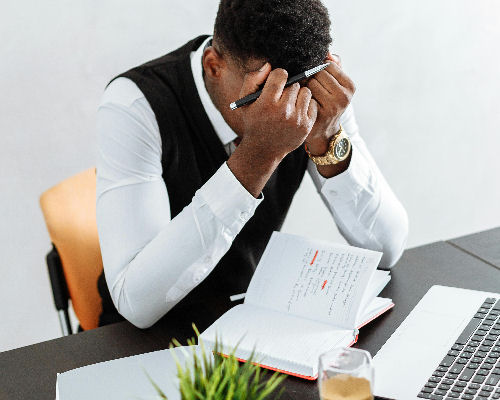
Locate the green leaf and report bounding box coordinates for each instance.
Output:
[144,325,285,400]
[143,369,168,400]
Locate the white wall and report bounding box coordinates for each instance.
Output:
[1,0,499,352]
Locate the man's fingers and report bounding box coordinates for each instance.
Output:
[260,68,289,103]
[322,60,356,92]
[296,86,312,118]
[238,62,272,98]
[297,87,318,130]
[332,54,341,66]
[296,87,317,130]
[313,69,344,96]
[307,77,332,109]
[281,82,300,112]
[307,98,318,122]
[326,51,342,68]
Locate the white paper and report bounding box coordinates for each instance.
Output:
[245,232,382,329]
[358,270,390,315]
[357,296,393,327]
[56,346,203,400]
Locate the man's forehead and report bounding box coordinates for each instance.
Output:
[230,56,267,75]
[240,58,267,73]
[212,38,267,74]
[231,56,312,86]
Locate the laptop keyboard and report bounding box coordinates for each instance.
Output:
[418,297,500,400]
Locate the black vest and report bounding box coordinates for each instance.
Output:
[97,35,309,332]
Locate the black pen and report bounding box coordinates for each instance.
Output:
[229,62,331,110]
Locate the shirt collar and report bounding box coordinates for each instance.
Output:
[190,36,238,146]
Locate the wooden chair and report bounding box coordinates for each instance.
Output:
[40,168,103,334]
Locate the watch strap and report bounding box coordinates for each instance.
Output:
[305,126,351,166]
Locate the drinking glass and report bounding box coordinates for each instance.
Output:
[318,347,374,400]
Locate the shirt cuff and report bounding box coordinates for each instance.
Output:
[196,162,264,234]
[319,145,373,201]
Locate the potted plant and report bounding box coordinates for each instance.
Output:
[147,326,286,400]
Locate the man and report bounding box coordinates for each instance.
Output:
[96,0,408,331]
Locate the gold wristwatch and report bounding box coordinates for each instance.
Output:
[305,125,351,166]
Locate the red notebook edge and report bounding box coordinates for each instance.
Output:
[356,301,395,330]
[217,301,394,381]
[219,353,319,380]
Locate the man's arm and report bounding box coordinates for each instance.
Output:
[97,69,317,329]
[307,104,409,268]
[96,79,263,329]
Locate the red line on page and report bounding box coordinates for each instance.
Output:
[321,280,327,290]
[310,250,318,265]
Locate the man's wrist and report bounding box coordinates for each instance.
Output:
[239,136,287,165]
[306,124,352,178]
[226,137,284,198]
[305,137,329,156]
[315,148,352,178]
[305,122,341,155]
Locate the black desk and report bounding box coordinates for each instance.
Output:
[1,235,500,400]
[447,227,500,270]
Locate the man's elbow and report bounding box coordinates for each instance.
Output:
[377,209,409,270]
[378,240,405,270]
[116,305,158,329]
[110,292,160,329]
[127,314,157,329]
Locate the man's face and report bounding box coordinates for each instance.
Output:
[205,48,265,136]
[202,44,267,137]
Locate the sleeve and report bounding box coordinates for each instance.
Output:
[96,79,263,329]
[307,104,409,269]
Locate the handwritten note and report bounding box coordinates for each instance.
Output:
[287,247,369,326]
[245,232,381,329]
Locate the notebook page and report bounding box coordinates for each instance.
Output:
[358,270,391,314]
[245,232,382,329]
[200,304,353,377]
[356,296,394,328]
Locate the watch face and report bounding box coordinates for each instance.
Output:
[334,137,350,159]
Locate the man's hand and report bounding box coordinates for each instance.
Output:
[227,63,318,198]
[305,53,356,177]
[238,63,318,160]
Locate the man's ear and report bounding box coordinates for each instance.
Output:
[203,46,225,79]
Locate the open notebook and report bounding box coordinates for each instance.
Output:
[200,232,394,380]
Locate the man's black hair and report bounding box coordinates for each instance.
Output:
[213,0,332,76]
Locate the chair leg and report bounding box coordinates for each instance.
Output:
[58,309,72,336]
[46,245,73,336]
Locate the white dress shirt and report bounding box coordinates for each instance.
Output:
[96,36,408,329]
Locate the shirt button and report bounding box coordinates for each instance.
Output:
[204,256,212,264]
[240,211,250,221]
[329,190,337,196]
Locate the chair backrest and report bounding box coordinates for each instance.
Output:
[40,168,103,330]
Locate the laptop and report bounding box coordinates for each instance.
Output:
[373,285,500,400]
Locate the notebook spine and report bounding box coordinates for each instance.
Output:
[207,340,312,379]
